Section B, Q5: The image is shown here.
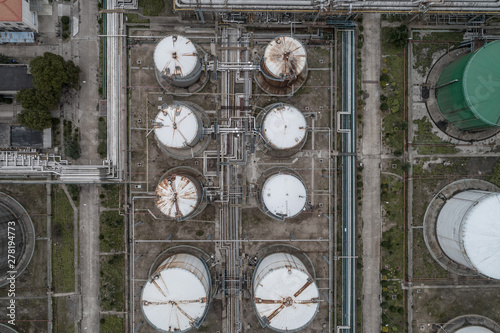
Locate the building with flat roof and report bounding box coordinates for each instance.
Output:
[0,0,38,32]
[0,65,33,95]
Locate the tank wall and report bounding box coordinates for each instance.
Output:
[158,254,210,294]
[436,190,492,269]
[253,253,308,290]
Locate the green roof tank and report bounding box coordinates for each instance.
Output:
[436,40,500,131]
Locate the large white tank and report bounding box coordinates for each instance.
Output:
[261,173,307,219]
[456,327,493,333]
[154,35,202,88]
[154,102,202,149]
[141,254,210,332]
[436,190,500,279]
[262,104,307,150]
[156,174,202,220]
[261,36,307,88]
[253,253,319,332]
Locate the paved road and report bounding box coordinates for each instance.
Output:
[360,13,383,333]
[79,185,100,332]
[74,0,101,163]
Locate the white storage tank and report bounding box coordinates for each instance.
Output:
[261,36,307,88]
[141,254,210,332]
[455,327,493,333]
[436,190,500,279]
[261,173,307,219]
[261,104,307,150]
[154,102,203,150]
[154,35,202,88]
[156,173,203,220]
[253,253,319,332]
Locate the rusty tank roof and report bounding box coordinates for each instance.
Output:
[155,174,200,219]
[263,36,307,80]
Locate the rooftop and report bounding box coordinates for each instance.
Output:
[0,0,23,22]
[0,65,34,92]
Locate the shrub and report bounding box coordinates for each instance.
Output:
[61,16,70,25]
[380,102,389,111]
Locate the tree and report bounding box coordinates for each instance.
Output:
[388,25,409,48]
[16,52,81,131]
[17,108,52,131]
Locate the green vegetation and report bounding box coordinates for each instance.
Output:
[138,0,165,16]
[52,185,75,293]
[0,53,12,64]
[413,118,458,154]
[17,52,80,130]
[380,173,406,332]
[100,315,124,332]
[487,157,500,187]
[125,13,150,23]
[387,25,409,48]
[63,120,81,160]
[67,184,80,203]
[100,254,125,311]
[412,31,464,76]
[98,117,107,158]
[381,42,406,153]
[100,184,121,208]
[53,298,75,333]
[100,211,124,252]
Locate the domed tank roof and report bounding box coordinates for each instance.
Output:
[437,190,500,279]
[461,193,500,279]
[156,174,201,219]
[141,254,210,332]
[154,35,199,78]
[262,174,306,219]
[253,253,319,332]
[154,104,200,149]
[262,104,307,150]
[263,36,307,79]
[456,327,493,333]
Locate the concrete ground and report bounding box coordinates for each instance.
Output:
[360,13,383,333]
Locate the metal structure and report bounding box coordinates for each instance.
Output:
[260,36,307,88]
[260,173,307,220]
[140,253,211,332]
[154,35,203,89]
[252,252,319,332]
[260,103,307,150]
[155,173,203,221]
[154,102,204,150]
[455,327,493,333]
[436,40,500,131]
[0,192,35,287]
[436,190,500,279]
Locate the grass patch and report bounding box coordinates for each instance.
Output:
[100,184,121,208]
[138,0,165,16]
[124,13,150,23]
[52,185,75,293]
[100,315,124,332]
[380,174,405,332]
[100,211,124,252]
[412,31,464,76]
[413,118,458,154]
[98,117,107,158]
[100,254,125,311]
[53,298,75,333]
[381,42,406,153]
